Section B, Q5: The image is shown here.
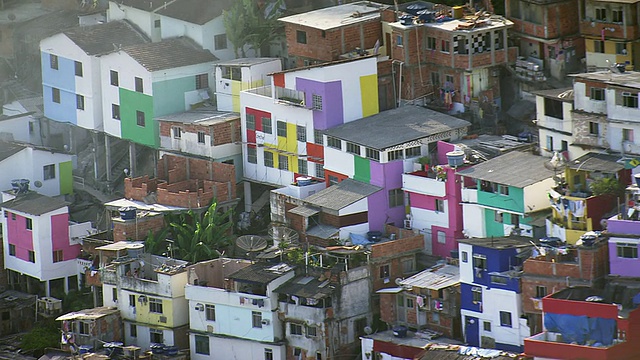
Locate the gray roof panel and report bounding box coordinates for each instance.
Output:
[304,179,381,211]
[456,151,555,188]
[123,37,217,72]
[64,20,149,56]
[2,192,68,215]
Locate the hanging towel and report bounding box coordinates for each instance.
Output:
[416,296,424,308]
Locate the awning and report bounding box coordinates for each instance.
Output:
[289,205,320,217]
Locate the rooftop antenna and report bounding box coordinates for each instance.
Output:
[236,235,268,262]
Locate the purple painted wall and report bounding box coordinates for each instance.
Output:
[6,212,34,262]
[367,161,407,230]
[608,241,640,277]
[295,78,344,131]
[607,218,640,235]
[51,213,80,261]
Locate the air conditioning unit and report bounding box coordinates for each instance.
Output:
[207,325,214,333]
[261,319,271,326]
[159,316,167,323]
[404,219,413,230]
[194,303,204,311]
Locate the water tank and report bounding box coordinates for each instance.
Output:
[11,179,29,194]
[399,14,413,26]
[296,176,312,186]
[367,231,383,243]
[127,243,144,258]
[417,10,435,22]
[634,173,640,187]
[119,207,137,220]
[452,6,464,19]
[393,325,408,338]
[446,151,465,167]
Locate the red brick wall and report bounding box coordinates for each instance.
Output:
[371,235,423,259]
[112,214,165,241]
[509,0,579,40]
[380,293,396,324]
[160,119,240,146]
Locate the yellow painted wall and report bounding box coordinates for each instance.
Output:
[360,74,379,117]
[585,39,635,68]
[231,79,264,112]
[136,296,174,327]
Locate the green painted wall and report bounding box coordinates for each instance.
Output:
[477,182,525,213]
[354,156,371,183]
[119,88,157,148]
[59,161,73,195]
[152,76,196,117]
[484,208,505,237]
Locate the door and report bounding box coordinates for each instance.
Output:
[465,316,480,346]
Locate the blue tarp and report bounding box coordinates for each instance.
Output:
[544,313,616,346]
[633,292,640,306]
[350,233,372,245]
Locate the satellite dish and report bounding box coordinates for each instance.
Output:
[364,326,373,335]
[34,181,42,188]
[268,226,299,246]
[236,235,268,253]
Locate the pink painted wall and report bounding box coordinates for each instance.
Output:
[436,141,456,165]
[409,192,436,211]
[6,212,34,262]
[51,213,80,261]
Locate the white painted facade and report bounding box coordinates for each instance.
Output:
[324,146,355,178]
[462,203,486,239]
[458,243,474,284]
[410,204,449,233]
[215,59,282,112]
[0,147,73,197]
[159,123,240,160]
[523,179,556,213]
[40,33,104,131]
[0,111,34,144]
[536,95,575,158]
[573,82,607,114]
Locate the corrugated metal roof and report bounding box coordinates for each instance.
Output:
[567,152,624,173]
[56,307,119,321]
[2,192,67,216]
[228,262,293,284]
[289,205,320,217]
[64,20,148,56]
[399,264,459,290]
[304,178,381,211]
[456,151,554,188]
[273,275,335,299]
[123,37,217,72]
[278,2,387,30]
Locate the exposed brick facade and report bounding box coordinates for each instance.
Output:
[112,213,166,241]
[159,118,240,146]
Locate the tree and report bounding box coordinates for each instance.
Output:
[145,202,234,263]
[21,320,60,357]
[223,0,286,57]
[223,1,247,58]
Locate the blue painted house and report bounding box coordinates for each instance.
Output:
[458,236,532,352]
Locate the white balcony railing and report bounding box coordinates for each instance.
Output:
[402,173,446,197]
[461,188,478,203]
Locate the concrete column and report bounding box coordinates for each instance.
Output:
[45,280,50,297]
[64,276,69,294]
[92,132,99,181]
[490,31,496,65]
[105,134,112,182]
[244,181,253,213]
[467,35,473,70]
[129,142,137,178]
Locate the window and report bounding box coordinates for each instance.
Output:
[595,7,606,21]
[594,40,605,53]
[500,311,512,327]
[406,298,414,308]
[426,36,436,50]
[306,325,317,337]
[544,98,564,119]
[112,104,120,120]
[252,311,263,328]
[491,275,508,285]
[298,159,308,175]
[546,135,554,151]
[624,128,634,142]
[195,74,209,89]
[247,147,257,164]
[294,348,302,357]
[329,175,339,185]
[437,231,446,244]
[149,298,163,314]
[277,121,287,137]
[327,137,341,150]
[445,74,454,85]
[622,92,638,108]
[494,211,503,223]
[278,155,289,170]
[366,148,380,161]
[53,250,63,263]
[136,111,146,127]
[76,95,84,110]
[112,288,118,302]
[402,258,415,273]
[296,30,307,44]
[74,61,83,77]
[461,251,468,262]
[264,151,274,168]
[264,349,274,360]
[511,213,520,228]
[135,77,143,92]
[290,323,303,335]
[128,294,136,307]
[195,335,210,355]
[589,121,599,135]
[616,42,628,55]
[432,312,440,324]
[405,146,421,158]
[49,54,59,69]
[214,34,228,50]
[435,199,445,212]
[536,285,547,298]
[78,322,89,335]
[154,19,161,28]
[149,328,163,343]
[345,142,360,155]
[388,149,403,161]
[246,114,256,130]
[205,304,216,321]
[43,164,56,180]
[26,218,32,230]
[262,117,272,134]
[198,131,206,144]
[315,163,324,179]
[130,324,137,337]
[172,127,182,139]
[8,245,15,256]
[473,254,487,270]
[314,130,323,145]
[612,9,623,23]
[441,40,450,53]
[498,184,509,196]
[110,70,119,86]
[484,321,491,332]
[590,87,605,101]
[297,125,307,142]
[379,264,390,279]
[617,243,638,258]
[312,94,323,111]
[472,287,482,302]
[561,140,568,152]
[397,34,403,47]
[389,188,404,208]
[52,88,60,103]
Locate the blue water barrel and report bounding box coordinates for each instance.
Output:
[393,325,408,338]
[446,151,465,167]
[119,206,137,220]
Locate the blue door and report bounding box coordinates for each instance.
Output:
[465,316,479,347]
